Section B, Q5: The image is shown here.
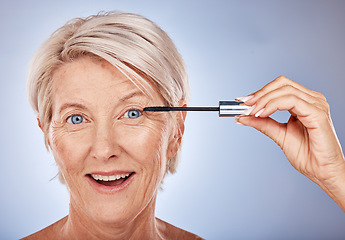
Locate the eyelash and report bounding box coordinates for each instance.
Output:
[122,108,143,119]
[65,113,87,124]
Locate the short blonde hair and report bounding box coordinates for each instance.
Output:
[27,11,190,178]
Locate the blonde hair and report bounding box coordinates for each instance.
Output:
[27,11,190,179]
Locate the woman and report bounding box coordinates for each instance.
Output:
[25,11,198,240]
[24,11,345,239]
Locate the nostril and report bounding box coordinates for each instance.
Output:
[91,145,120,161]
[91,128,121,161]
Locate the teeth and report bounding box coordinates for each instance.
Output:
[108,175,116,181]
[91,173,130,181]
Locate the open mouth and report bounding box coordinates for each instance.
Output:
[88,172,135,187]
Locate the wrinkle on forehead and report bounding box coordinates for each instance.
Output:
[84,56,156,101]
[51,56,160,107]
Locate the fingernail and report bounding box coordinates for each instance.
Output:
[235,118,243,125]
[255,108,265,117]
[235,95,254,103]
[243,104,256,115]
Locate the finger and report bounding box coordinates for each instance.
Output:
[243,76,326,105]
[249,85,329,117]
[253,95,329,130]
[256,76,325,100]
[236,116,287,148]
[244,95,338,157]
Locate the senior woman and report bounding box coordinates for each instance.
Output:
[24,11,345,239]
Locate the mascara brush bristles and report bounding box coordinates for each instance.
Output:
[143,106,219,112]
[143,107,172,112]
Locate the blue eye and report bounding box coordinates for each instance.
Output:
[68,114,84,124]
[125,109,142,119]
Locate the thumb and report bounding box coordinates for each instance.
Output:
[236,116,287,148]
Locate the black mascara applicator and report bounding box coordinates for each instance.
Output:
[144,101,251,117]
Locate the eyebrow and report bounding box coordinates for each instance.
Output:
[58,103,88,115]
[57,90,146,114]
[118,90,146,103]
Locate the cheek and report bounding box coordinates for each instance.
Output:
[49,127,91,173]
[118,121,171,168]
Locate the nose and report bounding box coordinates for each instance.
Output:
[91,122,120,161]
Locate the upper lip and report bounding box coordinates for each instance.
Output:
[87,170,135,176]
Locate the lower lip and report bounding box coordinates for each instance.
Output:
[86,173,135,194]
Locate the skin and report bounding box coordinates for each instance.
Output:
[23,60,344,238]
[23,56,202,240]
[236,76,345,211]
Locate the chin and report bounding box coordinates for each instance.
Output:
[70,173,158,225]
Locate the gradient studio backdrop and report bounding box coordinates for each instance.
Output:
[1,1,345,239]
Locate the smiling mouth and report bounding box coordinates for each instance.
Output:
[88,172,134,187]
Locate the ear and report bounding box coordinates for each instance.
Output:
[38,116,51,149]
[167,100,187,159]
[37,117,43,131]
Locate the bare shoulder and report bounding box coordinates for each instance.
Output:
[20,216,67,240]
[156,218,204,240]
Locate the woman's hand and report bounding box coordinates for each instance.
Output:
[236,76,345,211]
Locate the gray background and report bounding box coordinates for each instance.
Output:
[1,0,345,239]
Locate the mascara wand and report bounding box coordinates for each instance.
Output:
[143,101,251,117]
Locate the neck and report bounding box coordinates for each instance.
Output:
[61,196,162,240]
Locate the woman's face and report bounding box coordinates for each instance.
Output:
[48,56,179,224]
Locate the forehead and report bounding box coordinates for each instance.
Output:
[51,57,162,105]
[53,57,132,93]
